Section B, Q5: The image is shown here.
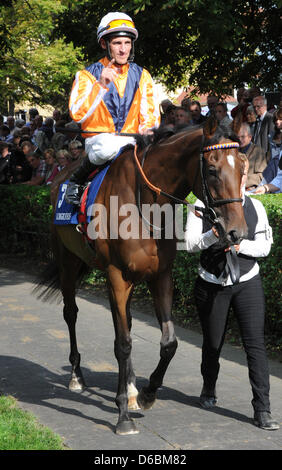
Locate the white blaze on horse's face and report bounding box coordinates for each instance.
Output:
[227,154,235,169]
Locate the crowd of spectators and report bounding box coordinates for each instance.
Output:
[160,88,282,194]
[0,108,86,186]
[1,89,281,194]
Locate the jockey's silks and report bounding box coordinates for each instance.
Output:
[69,57,160,137]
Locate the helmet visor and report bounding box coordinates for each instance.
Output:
[98,18,138,42]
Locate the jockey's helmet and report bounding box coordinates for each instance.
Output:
[97,12,138,61]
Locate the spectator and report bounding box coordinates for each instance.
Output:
[0,141,31,184]
[51,120,69,151]
[21,140,41,158]
[68,140,86,161]
[206,94,218,117]
[56,149,72,170]
[181,96,191,113]
[160,99,173,123]
[0,124,12,142]
[175,106,191,127]
[43,148,59,185]
[259,108,282,185]
[52,109,62,129]
[185,158,279,431]
[245,105,257,136]
[19,125,32,139]
[249,87,261,100]
[9,131,32,183]
[231,88,252,122]
[41,117,54,141]
[189,100,207,125]
[238,123,268,191]
[0,141,12,183]
[215,102,232,130]
[14,118,26,133]
[33,116,54,153]
[252,95,275,158]
[23,153,47,186]
[162,104,177,129]
[63,121,84,148]
[254,164,282,194]
[26,108,39,127]
[6,116,16,135]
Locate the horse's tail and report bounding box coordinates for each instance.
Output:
[32,259,90,303]
[32,260,62,304]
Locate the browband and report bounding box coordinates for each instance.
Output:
[203,142,240,152]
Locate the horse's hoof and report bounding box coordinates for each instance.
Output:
[128,395,141,411]
[69,376,85,392]
[137,387,156,411]
[116,419,139,435]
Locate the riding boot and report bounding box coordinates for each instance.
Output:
[65,155,97,206]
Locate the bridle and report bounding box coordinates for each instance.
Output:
[199,142,242,234]
[133,139,243,284]
[134,140,242,233]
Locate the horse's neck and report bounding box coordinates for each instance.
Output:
[144,127,203,201]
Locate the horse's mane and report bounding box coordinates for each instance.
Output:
[135,121,239,151]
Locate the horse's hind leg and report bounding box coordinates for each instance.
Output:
[108,265,139,435]
[138,269,178,410]
[60,248,86,392]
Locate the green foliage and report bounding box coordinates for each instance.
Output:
[0,185,52,256]
[0,0,84,111]
[1,0,280,109]
[54,0,281,95]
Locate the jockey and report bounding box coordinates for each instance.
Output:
[65,11,160,205]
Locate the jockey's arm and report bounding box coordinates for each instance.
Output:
[138,69,160,134]
[69,70,108,124]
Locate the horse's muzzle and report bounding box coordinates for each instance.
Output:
[227,229,244,245]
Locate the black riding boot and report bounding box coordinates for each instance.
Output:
[65,156,97,206]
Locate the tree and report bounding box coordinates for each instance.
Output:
[0,0,84,113]
[55,0,281,96]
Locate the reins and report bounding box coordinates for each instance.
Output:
[133,140,242,224]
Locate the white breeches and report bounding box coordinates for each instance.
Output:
[85,133,136,165]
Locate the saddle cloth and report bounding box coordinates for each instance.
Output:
[54,146,125,227]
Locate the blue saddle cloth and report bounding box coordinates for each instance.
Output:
[54,148,123,225]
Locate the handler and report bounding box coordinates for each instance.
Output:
[185,159,279,431]
[65,11,160,205]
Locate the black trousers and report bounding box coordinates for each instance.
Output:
[194,274,270,412]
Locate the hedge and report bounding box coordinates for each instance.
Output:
[0,185,281,344]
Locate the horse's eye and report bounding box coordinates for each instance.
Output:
[208,167,217,177]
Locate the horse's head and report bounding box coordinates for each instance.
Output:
[201,117,248,246]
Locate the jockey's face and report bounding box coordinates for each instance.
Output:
[101,36,132,65]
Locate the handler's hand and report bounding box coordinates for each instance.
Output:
[225,245,240,253]
[212,226,219,238]
[99,59,118,87]
[253,185,266,194]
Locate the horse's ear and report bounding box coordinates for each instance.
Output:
[203,116,218,139]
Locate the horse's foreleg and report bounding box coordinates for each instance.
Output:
[138,269,178,410]
[108,266,139,435]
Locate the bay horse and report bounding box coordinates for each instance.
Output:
[34,118,248,435]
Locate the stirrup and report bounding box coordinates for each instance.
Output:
[65,182,83,206]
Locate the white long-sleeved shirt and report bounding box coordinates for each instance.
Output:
[185,196,273,286]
